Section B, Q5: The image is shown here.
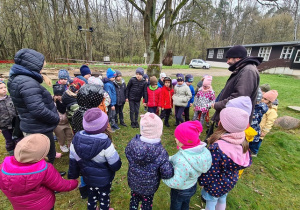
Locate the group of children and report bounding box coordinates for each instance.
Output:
[0,64,279,210]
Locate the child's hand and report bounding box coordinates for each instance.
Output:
[126,99,129,102]
[111,106,115,111]
[190,103,193,107]
[261,132,266,137]
[143,103,147,106]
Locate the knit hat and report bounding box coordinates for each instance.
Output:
[177,73,184,81]
[136,67,144,76]
[140,112,163,139]
[14,134,50,163]
[115,70,122,77]
[185,74,194,83]
[52,84,65,96]
[69,78,85,92]
[160,72,166,79]
[225,45,247,58]
[83,108,108,134]
[174,121,202,150]
[203,76,212,86]
[220,107,249,133]
[143,74,149,80]
[58,69,69,79]
[263,90,278,103]
[226,96,252,116]
[150,76,158,86]
[106,68,116,79]
[172,79,177,86]
[260,84,271,93]
[80,65,91,76]
[88,76,104,87]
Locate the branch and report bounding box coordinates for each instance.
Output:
[127,0,145,15]
[171,0,189,22]
[155,11,166,26]
[171,19,204,30]
[256,0,280,9]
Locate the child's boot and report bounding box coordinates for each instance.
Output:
[164,116,170,127]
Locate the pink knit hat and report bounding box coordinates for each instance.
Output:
[263,90,278,103]
[174,121,203,150]
[140,112,163,139]
[220,107,249,133]
[203,76,212,86]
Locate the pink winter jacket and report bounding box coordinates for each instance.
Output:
[0,156,78,210]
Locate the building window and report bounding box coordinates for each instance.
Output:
[280,46,294,59]
[217,49,224,59]
[246,47,252,56]
[258,47,272,61]
[208,49,214,58]
[294,50,300,63]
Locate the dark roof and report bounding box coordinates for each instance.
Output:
[207,41,300,50]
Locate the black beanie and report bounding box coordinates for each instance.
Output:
[225,45,247,58]
[53,84,65,96]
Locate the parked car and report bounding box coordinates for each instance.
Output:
[189,59,210,69]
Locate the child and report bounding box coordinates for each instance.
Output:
[192,76,215,127]
[199,107,252,210]
[103,68,119,131]
[57,69,70,90]
[172,74,192,126]
[126,67,148,128]
[125,112,174,210]
[260,84,279,106]
[0,134,78,210]
[183,74,195,121]
[113,70,127,127]
[0,81,18,155]
[158,72,166,88]
[195,74,208,93]
[159,77,174,127]
[68,108,121,210]
[53,84,73,153]
[163,121,212,210]
[77,65,92,84]
[143,74,149,112]
[251,90,278,156]
[147,76,161,113]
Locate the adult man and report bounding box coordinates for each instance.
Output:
[211,45,263,125]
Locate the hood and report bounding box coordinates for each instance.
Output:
[73,131,110,160]
[102,77,110,83]
[180,142,212,173]
[256,102,269,114]
[9,64,43,83]
[229,56,263,72]
[14,48,45,72]
[127,135,163,165]
[1,157,47,195]
[77,84,104,108]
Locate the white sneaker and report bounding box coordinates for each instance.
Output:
[60,145,69,153]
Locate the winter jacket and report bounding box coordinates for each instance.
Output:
[76,75,88,84]
[0,156,78,210]
[172,83,192,107]
[113,79,126,106]
[212,57,262,123]
[163,143,212,190]
[0,96,17,129]
[158,79,164,88]
[125,135,174,195]
[103,78,117,106]
[8,61,59,134]
[260,105,278,140]
[68,131,121,189]
[62,90,79,127]
[251,103,268,142]
[198,134,252,197]
[186,84,195,107]
[159,86,174,109]
[194,89,215,113]
[126,77,148,103]
[147,86,161,107]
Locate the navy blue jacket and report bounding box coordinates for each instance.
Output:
[7,49,59,133]
[125,135,174,195]
[68,131,122,189]
[126,77,148,103]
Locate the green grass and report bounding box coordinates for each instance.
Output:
[0,74,300,209]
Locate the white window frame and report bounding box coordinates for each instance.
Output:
[294,49,300,63]
[258,47,272,61]
[280,46,294,59]
[246,47,252,56]
[208,49,214,58]
[217,49,224,59]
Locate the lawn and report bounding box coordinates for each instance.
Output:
[0,74,299,210]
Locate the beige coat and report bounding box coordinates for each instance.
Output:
[260,105,278,139]
[172,83,192,107]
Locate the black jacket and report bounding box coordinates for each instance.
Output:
[126,77,148,103]
[113,79,126,106]
[7,49,59,133]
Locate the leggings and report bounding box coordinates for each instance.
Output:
[129,191,154,210]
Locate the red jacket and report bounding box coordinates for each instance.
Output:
[147,87,161,107]
[0,156,78,210]
[159,86,174,109]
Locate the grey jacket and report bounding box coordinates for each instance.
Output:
[172,83,192,107]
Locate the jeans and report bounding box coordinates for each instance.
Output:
[1,129,17,153]
[170,184,197,210]
[249,139,263,154]
[108,106,116,126]
[115,104,125,123]
[129,100,140,123]
[201,189,227,210]
[175,106,185,125]
[147,106,157,113]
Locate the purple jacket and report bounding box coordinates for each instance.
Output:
[125,135,174,195]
